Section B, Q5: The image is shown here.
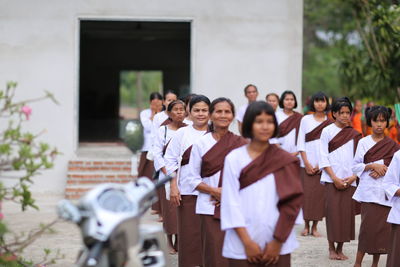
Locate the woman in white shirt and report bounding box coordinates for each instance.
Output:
[275,90,302,156]
[188,97,247,267]
[353,106,399,267]
[221,101,302,267]
[153,99,186,254]
[164,95,211,267]
[151,90,178,137]
[297,92,331,237]
[383,150,400,267]
[137,92,163,177]
[319,97,361,261]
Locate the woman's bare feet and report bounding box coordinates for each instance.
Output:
[151,210,159,215]
[301,227,310,236]
[311,228,322,237]
[169,247,178,255]
[329,249,339,260]
[336,251,349,260]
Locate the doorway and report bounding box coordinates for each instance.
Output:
[78,20,191,143]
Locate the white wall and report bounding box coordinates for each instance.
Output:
[0,0,303,193]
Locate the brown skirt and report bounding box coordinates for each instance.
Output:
[137,152,161,213]
[325,183,356,242]
[177,195,203,267]
[358,202,391,254]
[137,152,154,178]
[200,214,229,267]
[387,224,400,267]
[160,186,177,235]
[301,168,325,221]
[227,254,291,267]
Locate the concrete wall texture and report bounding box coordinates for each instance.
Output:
[0,0,303,193]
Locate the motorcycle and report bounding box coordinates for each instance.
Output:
[57,175,172,267]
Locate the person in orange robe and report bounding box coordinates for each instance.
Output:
[352,100,363,136]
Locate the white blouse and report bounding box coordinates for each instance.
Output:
[153,125,176,172]
[275,110,298,154]
[352,135,391,206]
[139,109,153,152]
[383,151,400,224]
[164,125,207,196]
[187,132,219,215]
[236,104,248,123]
[319,124,357,186]
[297,114,326,168]
[221,145,298,259]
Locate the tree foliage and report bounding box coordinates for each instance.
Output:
[339,0,400,104]
[303,0,400,104]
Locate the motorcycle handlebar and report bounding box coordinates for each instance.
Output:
[154,175,173,189]
[85,241,104,266]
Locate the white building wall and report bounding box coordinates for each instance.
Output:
[0,0,303,193]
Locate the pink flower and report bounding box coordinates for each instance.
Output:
[21,105,32,120]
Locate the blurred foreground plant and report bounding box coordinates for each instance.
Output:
[0,82,63,266]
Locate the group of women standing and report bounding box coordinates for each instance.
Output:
[137,86,400,267]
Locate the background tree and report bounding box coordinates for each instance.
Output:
[303,0,400,105]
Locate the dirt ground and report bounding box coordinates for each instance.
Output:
[4,193,386,267]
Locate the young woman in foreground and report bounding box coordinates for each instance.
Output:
[221,101,303,267]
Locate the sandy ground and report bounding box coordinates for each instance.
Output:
[3,194,387,267]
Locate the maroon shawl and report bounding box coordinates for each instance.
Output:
[364,136,400,166]
[180,145,193,166]
[278,112,303,145]
[305,118,334,142]
[328,126,362,155]
[238,144,303,243]
[161,123,187,156]
[201,132,247,219]
[200,131,248,178]
[160,118,171,126]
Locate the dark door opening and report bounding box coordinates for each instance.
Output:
[79,20,191,142]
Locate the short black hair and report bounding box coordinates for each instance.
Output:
[149,92,163,102]
[164,90,178,99]
[266,93,279,102]
[279,90,298,109]
[365,105,391,127]
[167,99,185,112]
[242,101,279,139]
[189,95,211,112]
[309,91,330,112]
[183,93,197,107]
[210,97,235,117]
[331,97,353,120]
[244,84,258,95]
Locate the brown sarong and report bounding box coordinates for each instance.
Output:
[137,152,154,178]
[177,195,202,267]
[200,214,229,267]
[387,224,400,267]
[137,152,160,213]
[227,254,291,267]
[325,183,356,242]
[160,186,177,235]
[301,168,325,221]
[358,202,391,254]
